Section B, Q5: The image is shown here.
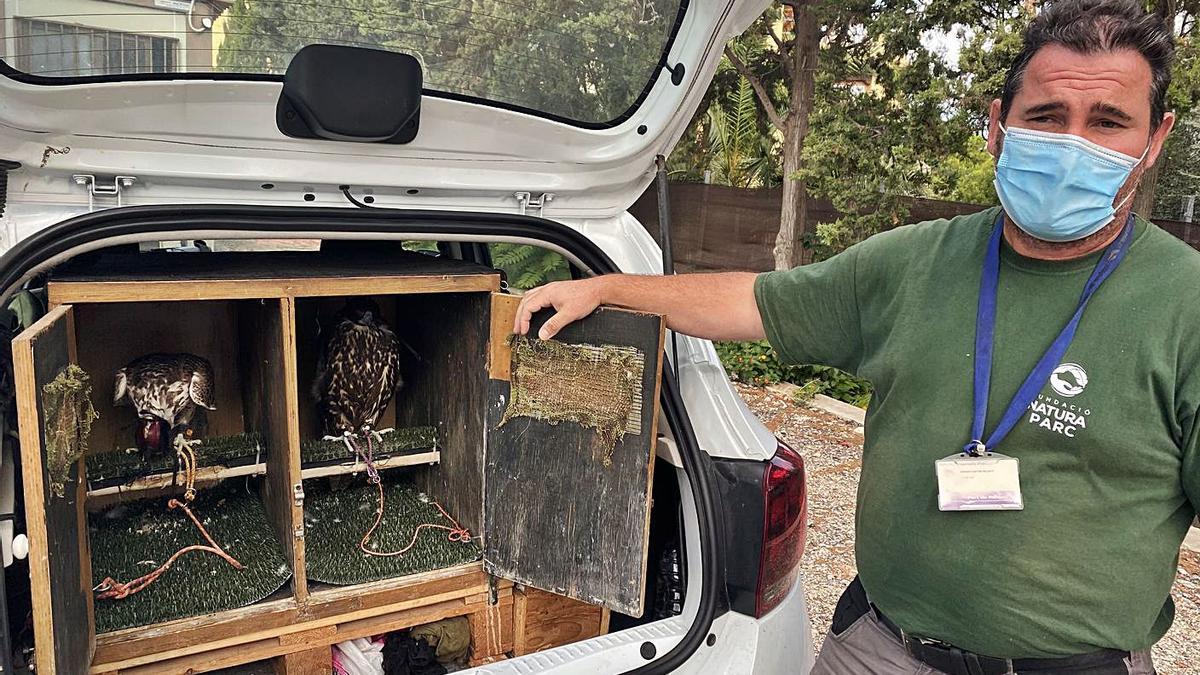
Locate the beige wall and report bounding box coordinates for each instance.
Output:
[5,0,220,72]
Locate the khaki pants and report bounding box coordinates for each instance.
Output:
[811,609,1157,675]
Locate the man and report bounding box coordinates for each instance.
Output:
[514,1,1199,673]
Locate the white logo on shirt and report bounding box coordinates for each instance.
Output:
[1026,363,1093,439]
[1049,363,1088,398]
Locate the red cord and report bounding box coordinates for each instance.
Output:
[359,480,472,557]
[96,499,244,601]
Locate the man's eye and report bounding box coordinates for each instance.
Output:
[1097,119,1125,129]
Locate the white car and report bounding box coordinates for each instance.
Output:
[0,0,814,672]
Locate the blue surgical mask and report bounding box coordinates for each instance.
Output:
[993,124,1147,242]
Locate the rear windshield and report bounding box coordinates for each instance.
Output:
[1,0,685,125]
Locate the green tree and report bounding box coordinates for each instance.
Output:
[928,136,1000,206]
[704,76,779,188]
[490,244,571,290]
[1143,2,1200,217]
[667,38,782,187]
[705,1,1035,264]
[723,4,818,269]
[1152,112,1200,219]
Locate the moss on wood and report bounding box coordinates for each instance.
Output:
[500,336,644,464]
[43,364,99,497]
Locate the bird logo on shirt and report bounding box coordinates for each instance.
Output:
[1049,363,1088,398]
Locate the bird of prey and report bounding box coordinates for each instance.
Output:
[313,297,404,439]
[114,353,216,462]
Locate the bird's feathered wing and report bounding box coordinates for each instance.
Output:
[113,368,129,406]
[117,353,216,427]
[186,357,217,410]
[317,320,403,434]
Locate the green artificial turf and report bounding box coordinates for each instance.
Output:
[87,432,264,485]
[303,477,480,586]
[90,483,291,633]
[299,426,438,466]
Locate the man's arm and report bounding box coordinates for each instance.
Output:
[513,273,766,341]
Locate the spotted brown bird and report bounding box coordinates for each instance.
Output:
[312,298,404,438]
[113,353,216,462]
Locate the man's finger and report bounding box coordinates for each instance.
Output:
[514,289,552,335]
[538,312,566,341]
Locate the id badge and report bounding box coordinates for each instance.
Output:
[936,453,1023,511]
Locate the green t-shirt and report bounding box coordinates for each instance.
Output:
[755,206,1200,659]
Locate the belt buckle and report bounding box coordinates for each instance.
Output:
[915,635,952,648]
[902,631,953,656]
[903,634,1011,675]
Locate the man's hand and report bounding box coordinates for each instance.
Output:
[510,272,766,343]
[514,278,605,340]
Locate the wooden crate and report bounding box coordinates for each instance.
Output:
[15,248,661,673]
[513,587,610,657]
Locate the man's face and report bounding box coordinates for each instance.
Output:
[987,44,1175,208]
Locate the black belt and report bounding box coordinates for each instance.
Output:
[874,609,1131,675]
[834,576,1132,675]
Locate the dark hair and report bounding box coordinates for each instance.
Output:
[1001,0,1175,130]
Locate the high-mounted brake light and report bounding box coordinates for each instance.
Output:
[755,440,807,617]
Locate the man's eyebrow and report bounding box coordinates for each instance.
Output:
[1090,102,1133,121]
[1022,101,1067,116]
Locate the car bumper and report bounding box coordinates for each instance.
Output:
[465,578,814,675]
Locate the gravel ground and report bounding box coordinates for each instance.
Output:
[736,383,1200,674]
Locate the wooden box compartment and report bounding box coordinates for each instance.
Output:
[295,291,490,594]
[77,300,276,471]
[15,249,664,674]
[16,296,303,660]
[78,298,301,634]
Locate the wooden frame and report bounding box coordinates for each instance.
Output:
[90,564,514,674]
[50,274,497,305]
[15,256,650,673]
[47,249,502,307]
[14,305,94,675]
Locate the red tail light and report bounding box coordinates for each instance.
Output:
[755,440,808,617]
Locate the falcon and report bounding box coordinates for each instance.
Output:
[312,297,404,439]
[114,353,216,463]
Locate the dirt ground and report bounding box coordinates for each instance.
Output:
[735,383,1200,675]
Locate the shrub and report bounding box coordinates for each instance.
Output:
[714,340,872,408]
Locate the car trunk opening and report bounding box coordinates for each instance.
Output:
[0,205,721,675]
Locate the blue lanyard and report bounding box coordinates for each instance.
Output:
[964,215,1135,456]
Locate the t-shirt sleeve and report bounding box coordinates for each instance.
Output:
[1178,338,1200,511]
[1180,397,1200,514]
[753,245,864,373]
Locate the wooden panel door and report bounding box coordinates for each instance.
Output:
[12,305,95,674]
[484,294,665,616]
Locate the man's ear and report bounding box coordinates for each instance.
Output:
[1145,111,1176,168]
[987,98,1003,159]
